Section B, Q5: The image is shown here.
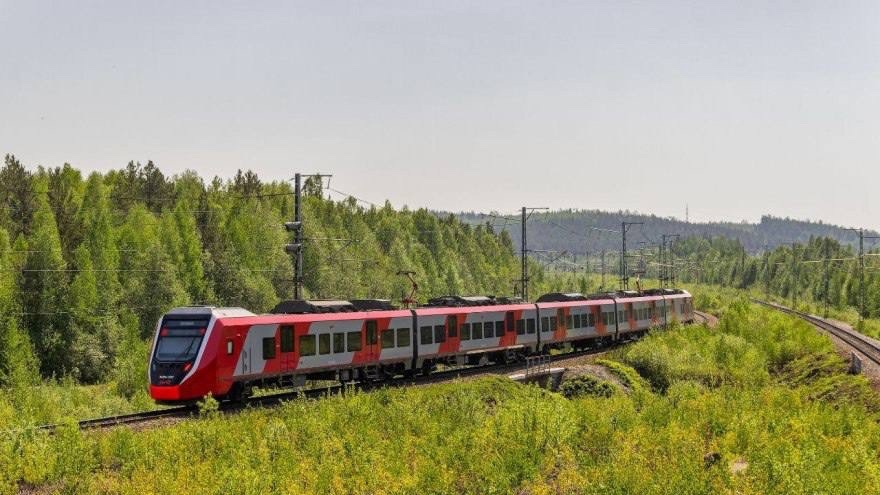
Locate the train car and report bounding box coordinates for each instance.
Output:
[535,293,616,351]
[149,290,694,404]
[413,296,537,372]
[149,300,412,403]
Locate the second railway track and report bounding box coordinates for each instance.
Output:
[754,299,880,366]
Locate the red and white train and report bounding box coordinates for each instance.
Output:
[149,289,693,403]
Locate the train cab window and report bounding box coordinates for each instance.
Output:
[516,319,525,335]
[573,314,581,328]
[347,331,362,352]
[333,333,345,353]
[226,339,233,355]
[397,328,411,347]
[281,325,294,353]
[460,323,471,340]
[473,322,483,339]
[420,326,433,345]
[447,316,458,338]
[262,337,276,359]
[495,321,505,337]
[550,316,557,331]
[526,318,536,334]
[319,334,331,355]
[434,325,446,343]
[366,321,378,345]
[381,329,395,349]
[299,335,316,356]
[541,317,550,332]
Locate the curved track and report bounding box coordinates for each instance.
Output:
[754,299,880,366]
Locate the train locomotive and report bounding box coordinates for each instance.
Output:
[149,289,693,403]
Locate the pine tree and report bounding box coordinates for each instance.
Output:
[0,228,38,387]
[21,188,71,377]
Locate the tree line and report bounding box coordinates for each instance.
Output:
[0,155,522,385]
[672,235,880,317]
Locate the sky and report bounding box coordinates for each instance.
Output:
[2,1,879,229]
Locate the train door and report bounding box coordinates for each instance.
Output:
[365,320,379,361]
[280,324,295,371]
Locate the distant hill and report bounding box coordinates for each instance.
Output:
[453,210,877,256]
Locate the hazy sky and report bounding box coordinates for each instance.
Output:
[2,1,879,228]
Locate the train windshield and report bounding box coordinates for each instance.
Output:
[154,316,211,362]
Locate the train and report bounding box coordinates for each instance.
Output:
[149,288,693,403]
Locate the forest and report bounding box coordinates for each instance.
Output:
[457,208,878,256]
[672,235,880,319]
[0,155,529,387]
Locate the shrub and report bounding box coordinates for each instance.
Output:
[559,375,618,399]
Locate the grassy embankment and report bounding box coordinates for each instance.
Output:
[3,295,880,494]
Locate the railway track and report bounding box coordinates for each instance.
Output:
[37,315,712,433]
[754,299,880,367]
[34,341,625,433]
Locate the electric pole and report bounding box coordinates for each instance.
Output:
[285,172,332,300]
[791,242,799,309]
[823,239,831,319]
[620,222,643,290]
[847,228,879,322]
[520,206,548,301]
[660,234,679,288]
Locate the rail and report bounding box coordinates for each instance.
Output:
[754,299,880,367]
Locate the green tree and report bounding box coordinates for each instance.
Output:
[21,189,71,377]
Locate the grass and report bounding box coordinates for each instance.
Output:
[3,297,880,493]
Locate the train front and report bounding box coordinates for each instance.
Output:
[148,307,216,404]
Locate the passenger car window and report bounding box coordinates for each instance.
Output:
[347,331,361,352]
[541,317,549,332]
[381,329,395,349]
[516,319,525,335]
[319,334,331,354]
[496,321,504,337]
[434,325,446,343]
[460,323,471,340]
[397,328,411,347]
[262,336,276,359]
[421,326,433,345]
[333,333,345,353]
[526,318,536,334]
[473,322,483,339]
[299,335,316,356]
